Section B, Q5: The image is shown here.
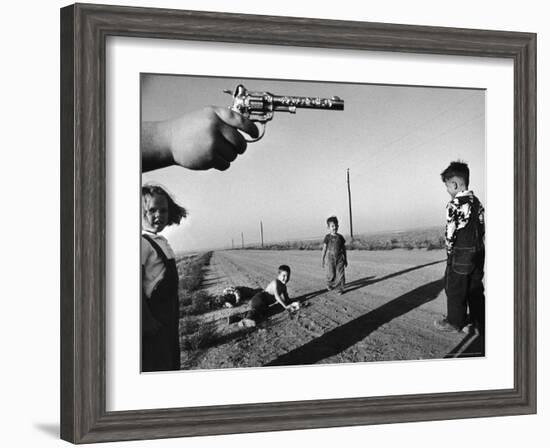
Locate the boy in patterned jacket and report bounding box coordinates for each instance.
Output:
[434,161,485,335]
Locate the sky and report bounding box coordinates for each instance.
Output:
[141,74,485,253]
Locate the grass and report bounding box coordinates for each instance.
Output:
[177,252,213,291]
[180,320,218,351]
[175,251,221,358]
[348,232,446,251]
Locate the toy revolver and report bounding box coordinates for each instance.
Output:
[224,84,344,142]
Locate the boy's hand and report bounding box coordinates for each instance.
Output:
[142,106,259,172]
[170,107,258,171]
[287,302,300,312]
[169,107,259,171]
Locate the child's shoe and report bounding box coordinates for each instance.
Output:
[460,323,480,336]
[434,318,462,333]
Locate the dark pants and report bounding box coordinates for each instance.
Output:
[326,256,345,292]
[246,291,276,323]
[445,248,485,332]
[142,258,180,372]
[142,323,180,372]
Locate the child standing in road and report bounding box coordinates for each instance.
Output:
[141,184,187,372]
[321,216,348,295]
[239,265,300,328]
[435,161,485,334]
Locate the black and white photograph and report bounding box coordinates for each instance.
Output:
[140,74,486,372]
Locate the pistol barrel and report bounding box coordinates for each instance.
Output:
[227,84,344,116]
[272,94,344,112]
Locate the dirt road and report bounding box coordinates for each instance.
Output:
[183,249,482,370]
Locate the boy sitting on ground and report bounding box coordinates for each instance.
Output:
[239,265,300,328]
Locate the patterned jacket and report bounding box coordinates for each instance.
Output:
[445,190,485,255]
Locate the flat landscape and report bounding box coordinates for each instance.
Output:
[179,249,483,370]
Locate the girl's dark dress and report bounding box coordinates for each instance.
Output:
[141,234,180,372]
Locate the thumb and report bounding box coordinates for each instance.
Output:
[214,107,260,139]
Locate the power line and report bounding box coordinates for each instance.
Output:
[344,94,479,168]
[351,112,485,182]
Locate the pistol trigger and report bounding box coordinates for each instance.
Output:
[245,122,266,143]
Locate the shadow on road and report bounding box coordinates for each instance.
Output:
[445,332,485,358]
[289,258,445,307]
[200,275,223,287]
[291,277,375,305]
[343,258,446,294]
[264,278,444,366]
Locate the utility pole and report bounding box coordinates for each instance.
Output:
[231,238,234,250]
[260,221,264,248]
[347,168,354,239]
[241,232,244,249]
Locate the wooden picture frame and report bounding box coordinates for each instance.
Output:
[60,3,536,443]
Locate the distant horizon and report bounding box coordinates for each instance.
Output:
[173,223,445,255]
